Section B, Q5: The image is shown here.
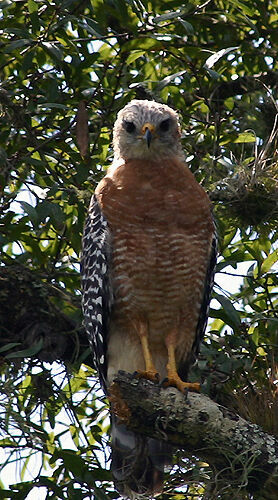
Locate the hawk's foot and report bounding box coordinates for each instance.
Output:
[163,373,200,394]
[134,369,160,383]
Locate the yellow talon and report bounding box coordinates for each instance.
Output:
[135,369,160,383]
[165,337,200,393]
[164,375,200,393]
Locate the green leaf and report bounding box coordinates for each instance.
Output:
[37,103,68,110]
[260,249,278,274]
[126,50,146,65]
[179,19,194,35]
[204,46,238,69]
[19,201,38,226]
[207,68,222,79]
[230,0,255,16]
[41,41,63,61]
[77,19,103,37]
[6,339,44,359]
[224,97,234,110]
[36,200,65,229]
[94,488,113,500]
[0,343,21,353]
[52,449,87,476]
[0,1,12,9]
[20,454,31,481]
[27,0,38,13]
[152,11,182,23]
[155,70,187,91]
[214,294,241,330]
[234,132,256,143]
[122,37,162,52]
[4,39,33,53]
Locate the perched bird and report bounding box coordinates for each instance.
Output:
[81,99,217,499]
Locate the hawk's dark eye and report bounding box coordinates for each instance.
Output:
[123,121,136,133]
[159,118,171,132]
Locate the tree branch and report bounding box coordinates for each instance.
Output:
[113,371,278,498]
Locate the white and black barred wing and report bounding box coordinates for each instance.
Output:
[81,195,113,391]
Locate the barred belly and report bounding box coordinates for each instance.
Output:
[111,222,209,347]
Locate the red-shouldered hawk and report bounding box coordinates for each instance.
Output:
[81,100,217,499]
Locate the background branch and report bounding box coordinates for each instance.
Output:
[0,265,92,367]
[211,71,278,101]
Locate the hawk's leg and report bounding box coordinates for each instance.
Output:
[135,323,159,383]
[164,329,200,393]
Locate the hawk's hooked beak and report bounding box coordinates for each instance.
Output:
[141,123,155,148]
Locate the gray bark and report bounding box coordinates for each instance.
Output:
[112,371,278,498]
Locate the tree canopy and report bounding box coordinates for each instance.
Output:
[0,0,278,498]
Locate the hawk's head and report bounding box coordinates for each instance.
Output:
[113,100,183,161]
